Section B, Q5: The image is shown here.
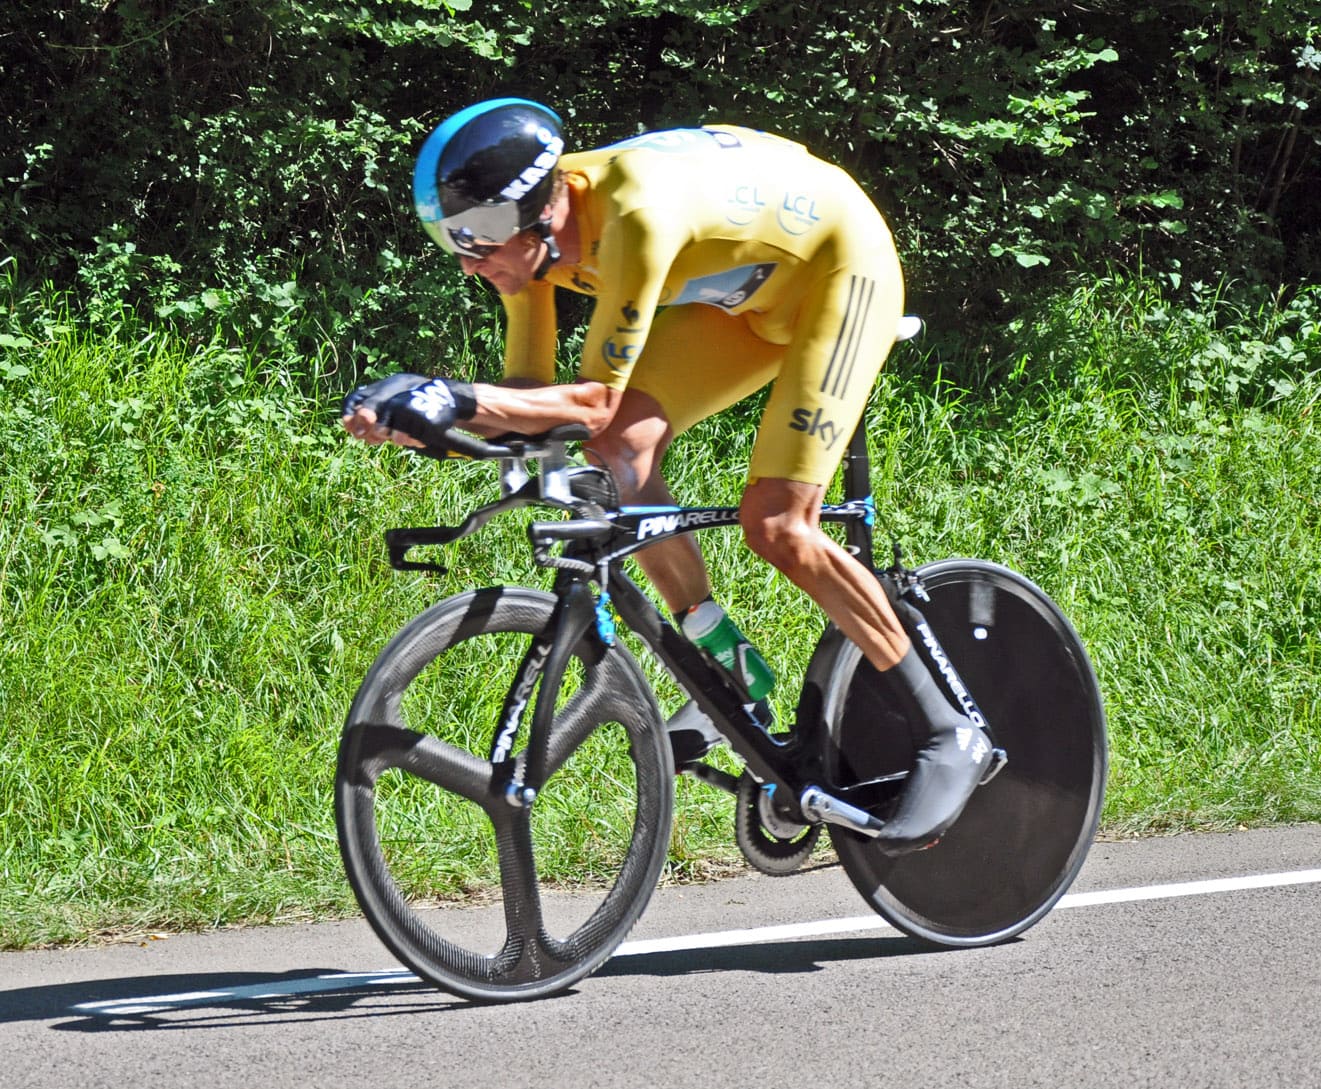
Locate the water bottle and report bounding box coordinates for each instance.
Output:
[681,600,775,700]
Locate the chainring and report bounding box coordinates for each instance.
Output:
[734,772,822,876]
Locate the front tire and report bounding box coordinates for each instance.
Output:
[335,586,674,1001]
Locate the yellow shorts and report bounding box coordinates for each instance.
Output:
[627,256,904,486]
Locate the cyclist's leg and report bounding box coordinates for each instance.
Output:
[742,481,995,853]
[589,304,782,615]
[740,478,906,665]
[742,252,993,853]
[589,308,786,764]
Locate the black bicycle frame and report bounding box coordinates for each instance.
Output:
[509,425,883,801]
[393,422,991,821]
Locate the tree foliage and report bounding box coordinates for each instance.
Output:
[2,1,1316,364]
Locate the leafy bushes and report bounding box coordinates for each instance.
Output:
[3,2,1316,367]
[2,3,1319,943]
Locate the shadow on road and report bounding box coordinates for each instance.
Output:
[1,933,967,1030]
[0,969,462,1031]
[598,933,953,978]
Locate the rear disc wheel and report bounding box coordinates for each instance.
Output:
[816,560,1106,946]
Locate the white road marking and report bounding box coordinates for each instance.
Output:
[72,972,416,1016]
[615,914,888,956]
[70,868,1321,1015]
[1056,868,1321,909]
[614,867,1321,956]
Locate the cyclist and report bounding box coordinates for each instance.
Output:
[342,98,992,854]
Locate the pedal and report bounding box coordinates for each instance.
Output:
[666,699,726,769]
[980,747,1008,785]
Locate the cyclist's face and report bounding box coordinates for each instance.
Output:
[458,229,545,295]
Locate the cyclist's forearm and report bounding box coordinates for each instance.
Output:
[467,379,620,436]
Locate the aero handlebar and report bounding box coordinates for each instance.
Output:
[419,423,591,461]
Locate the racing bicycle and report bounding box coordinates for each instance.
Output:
[334,332,1108,1002]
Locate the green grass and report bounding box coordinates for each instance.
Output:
[2,275,1319,947]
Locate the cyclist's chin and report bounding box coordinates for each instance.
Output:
[481,269,528,296]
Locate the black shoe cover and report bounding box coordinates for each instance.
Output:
[874,724,993,855]
[665,700,725,768]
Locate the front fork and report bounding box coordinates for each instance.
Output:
[490,579,601,808]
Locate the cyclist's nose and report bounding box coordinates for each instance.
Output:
[458,256,481,275]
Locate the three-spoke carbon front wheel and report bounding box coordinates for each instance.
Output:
[811,559,1107,946]
[335,586,674,1002]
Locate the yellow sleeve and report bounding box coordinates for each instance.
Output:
[501,280,558,384]
[577,211,682,390]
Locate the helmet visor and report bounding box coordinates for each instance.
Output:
[422,201,523,258]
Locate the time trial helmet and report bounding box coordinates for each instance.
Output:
[413,98,564,258]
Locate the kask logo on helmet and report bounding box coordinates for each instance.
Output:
[500,128,564,202]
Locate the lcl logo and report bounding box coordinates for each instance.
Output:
[602,338,640,373]
[777,193,821,235]
[727,184,767,226]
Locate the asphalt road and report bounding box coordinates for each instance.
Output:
[4,823,1320,1088]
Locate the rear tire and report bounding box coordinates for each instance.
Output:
[807,559,1106,946]
[335,586,674,1001]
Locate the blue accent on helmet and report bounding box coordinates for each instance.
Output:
[413,98,564,230]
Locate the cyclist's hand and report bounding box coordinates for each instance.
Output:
[342,374,476,449]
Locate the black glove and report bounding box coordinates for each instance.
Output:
[342,373,477,448]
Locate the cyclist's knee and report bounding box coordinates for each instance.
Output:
[748,520,817,573]
[585,416,671,500]
[739,478,829,574]
[739,504,814,574]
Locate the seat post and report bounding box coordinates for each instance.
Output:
[841,423,874,566]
